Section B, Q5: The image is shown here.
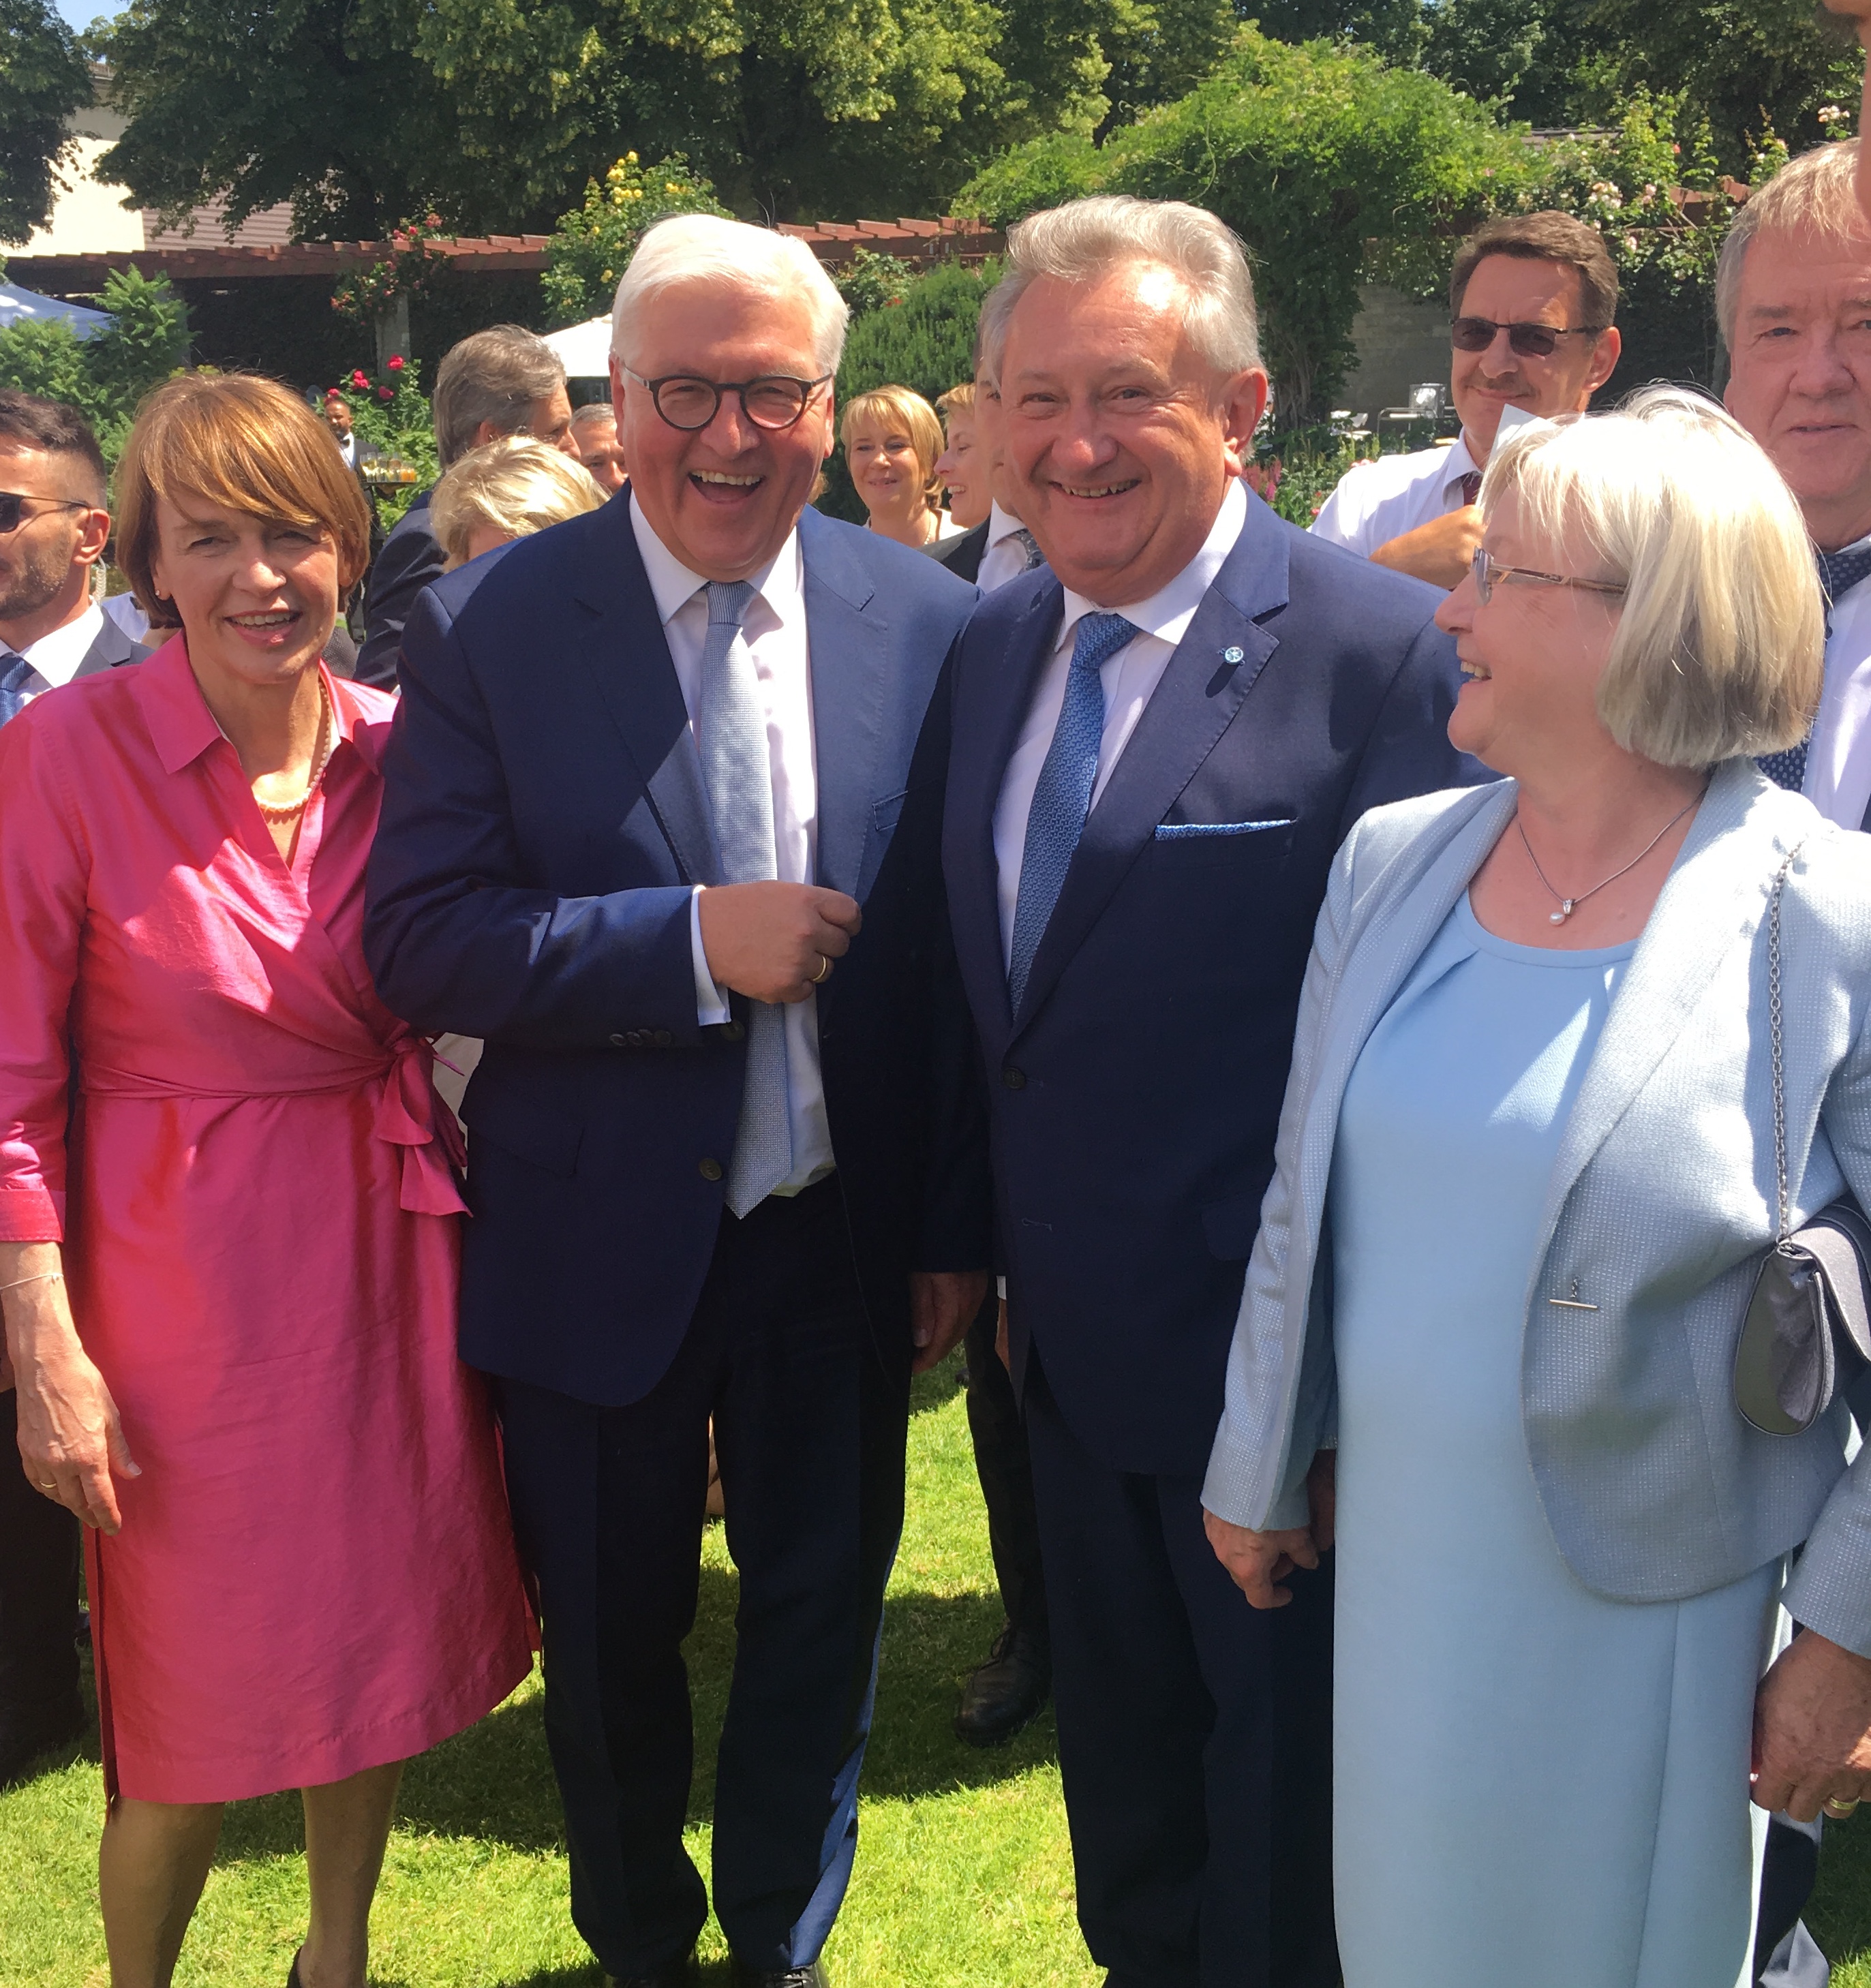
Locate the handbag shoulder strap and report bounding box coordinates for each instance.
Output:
[1766,840,1809,1247]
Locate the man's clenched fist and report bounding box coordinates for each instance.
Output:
[698,881,862,1005]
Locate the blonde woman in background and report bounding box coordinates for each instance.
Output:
[932,382,990,530]
[430,435,608,571]
[840,384,960,549]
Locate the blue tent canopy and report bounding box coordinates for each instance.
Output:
[0,283,112,340]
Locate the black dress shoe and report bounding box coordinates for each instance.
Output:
[0,1689,87,1788]
[604,1951,695,1987]
[954,1623,1050,1747]
[728,1961,828,1988]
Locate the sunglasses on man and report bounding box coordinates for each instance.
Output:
[0,491,94,534]
[1450,317,1605,359]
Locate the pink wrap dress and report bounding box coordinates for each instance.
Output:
[0,639,533,1803]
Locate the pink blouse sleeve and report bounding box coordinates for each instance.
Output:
[0,704,93,1241]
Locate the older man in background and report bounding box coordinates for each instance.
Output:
[942,196,1477,1986]
[1312,211,1622,587]
[571,399,628,492]
[355,323,580,686]
[365,214,989,1988]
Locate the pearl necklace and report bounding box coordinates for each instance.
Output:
[252,680,334,824]
[1515,786,1706,924]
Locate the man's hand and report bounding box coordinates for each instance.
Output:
[1370,504,1484,592]
[910,1270,990,1375]
[996,1297,1009,1372]
[698,882,862,1005]
[1754,1628,1871,1822]
[1204,1450,1337,1609]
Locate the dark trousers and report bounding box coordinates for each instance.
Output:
[1024,1356,1337,1988]
[495,1177,908,1978]
[0,1387,80,1743]
[963,1294,1047,1642]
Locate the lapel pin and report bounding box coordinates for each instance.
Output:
[1222,645,1245,664]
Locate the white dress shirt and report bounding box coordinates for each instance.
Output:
[630,493,835,1193]
[977,502,1041,593]
[1309,433,1480,558]
[5,601,102,703]
[1804,542,1871,832]
[992,477,1249,966]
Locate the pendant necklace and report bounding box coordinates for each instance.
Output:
[1515,786,1706,925]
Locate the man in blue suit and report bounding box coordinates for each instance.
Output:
[943,197,1481,1987]
[365,215,990,1988]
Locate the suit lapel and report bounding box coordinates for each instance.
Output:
[949,582,1064,1043]
[570,501,720,887]
[799,508,884,899]
[1009,510,1291,1035]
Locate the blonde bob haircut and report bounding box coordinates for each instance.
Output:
[840,384,945,514]
[116,372,373,630]
[429,435,607,570]
[1480,385,1822,766]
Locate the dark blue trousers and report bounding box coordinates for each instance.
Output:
[495,1177,908,1978]
[1024,1354,1338,1988]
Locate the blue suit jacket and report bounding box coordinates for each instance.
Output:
[943,495,1485,1475]
[365,494,991,1405]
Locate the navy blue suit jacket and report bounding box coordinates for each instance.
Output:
[943,495,1487,1476]
[365,495,992,1406]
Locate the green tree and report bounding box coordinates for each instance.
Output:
[958,27,1532,420]
[0,267,191,458]
[541,153,729,326]
[0,0,92,246]
[1418,0,1596,126]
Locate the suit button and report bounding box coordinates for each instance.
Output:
[609,1032,627,1048]
[699,1157,724,1182]
[1002,1067,1026,1090]
[722,1020,746,1042]
[653,1029,673,1047]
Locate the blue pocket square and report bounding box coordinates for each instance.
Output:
[1153,819,1295,840]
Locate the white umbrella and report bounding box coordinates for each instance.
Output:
[541,315,613,380]
[0,283,111,340]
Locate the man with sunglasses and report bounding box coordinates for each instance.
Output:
[0,391,146,729]
[366,213,990,1988]
[1313,213,1622,587]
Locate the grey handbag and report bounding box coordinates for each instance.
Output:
[1733,842,1871,1436]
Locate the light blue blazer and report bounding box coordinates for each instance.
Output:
[1201,756,1871,1657]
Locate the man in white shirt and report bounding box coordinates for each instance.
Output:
[1312,211,1622,587]
[0,390,142,730]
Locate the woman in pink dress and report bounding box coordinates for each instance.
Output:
[0,373,532,1988]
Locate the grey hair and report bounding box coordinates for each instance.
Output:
[569,401,617,435]
[1481,385,1822,765]
[1717,140,1868,350]
[431,325,568,470]
[979,194,1262,387]
[611,213,851,378]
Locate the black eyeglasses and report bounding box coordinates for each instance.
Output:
[1451,317,1606,358]
[0,491,92,534]
[621,369,832,433]
[1472,547,1626,605]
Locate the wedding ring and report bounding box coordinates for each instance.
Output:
[36,1480,57,1490]
[810,953,833,984]
[1825,1795,1860,1820]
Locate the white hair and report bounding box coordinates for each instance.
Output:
[979,194,1262,387]
[611,213,851,376]
[1482,385,1822,765]
[1717,140,1868,350]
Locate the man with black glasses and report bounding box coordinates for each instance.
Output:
[365,213,990,1988]
[1313,212,1622,587]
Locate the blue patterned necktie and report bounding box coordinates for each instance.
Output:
[1007,611,1139,1011]
[0,652,36,727]
[1758,544,1871,793]
[696,580,793,1216]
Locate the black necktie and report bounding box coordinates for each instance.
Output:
[1756,544,1871,792]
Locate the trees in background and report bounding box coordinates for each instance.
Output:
[0,266,189,455]
[0,0,91,246]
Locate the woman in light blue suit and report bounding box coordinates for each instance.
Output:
[1202,386,1871,1988]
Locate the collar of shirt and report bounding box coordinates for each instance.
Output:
[628,488,803,646]
[984,502,1029,553]
[1053,476,1248,658]
[16,601,103,692]
[1442,431,1484,502]
[338,433,356,467]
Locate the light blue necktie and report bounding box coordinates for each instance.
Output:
[0,652,36,727]
[697,581,793,1217]
[1757,543,1871,793]
[1007,611,1138,1012]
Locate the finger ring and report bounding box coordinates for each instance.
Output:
[1825,1795,1861,1820]
[810,953,832,983]
[37,1480,57,1490]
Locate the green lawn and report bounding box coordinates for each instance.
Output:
[8,1358,1871,1985]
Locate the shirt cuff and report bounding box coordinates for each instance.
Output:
[690,887,731,1026]
[996,1275,1007,1302]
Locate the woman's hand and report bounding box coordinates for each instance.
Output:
[1753,1629,1871,1822]
[1205,1453,1337,1608]
[3,1248,138,1533]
